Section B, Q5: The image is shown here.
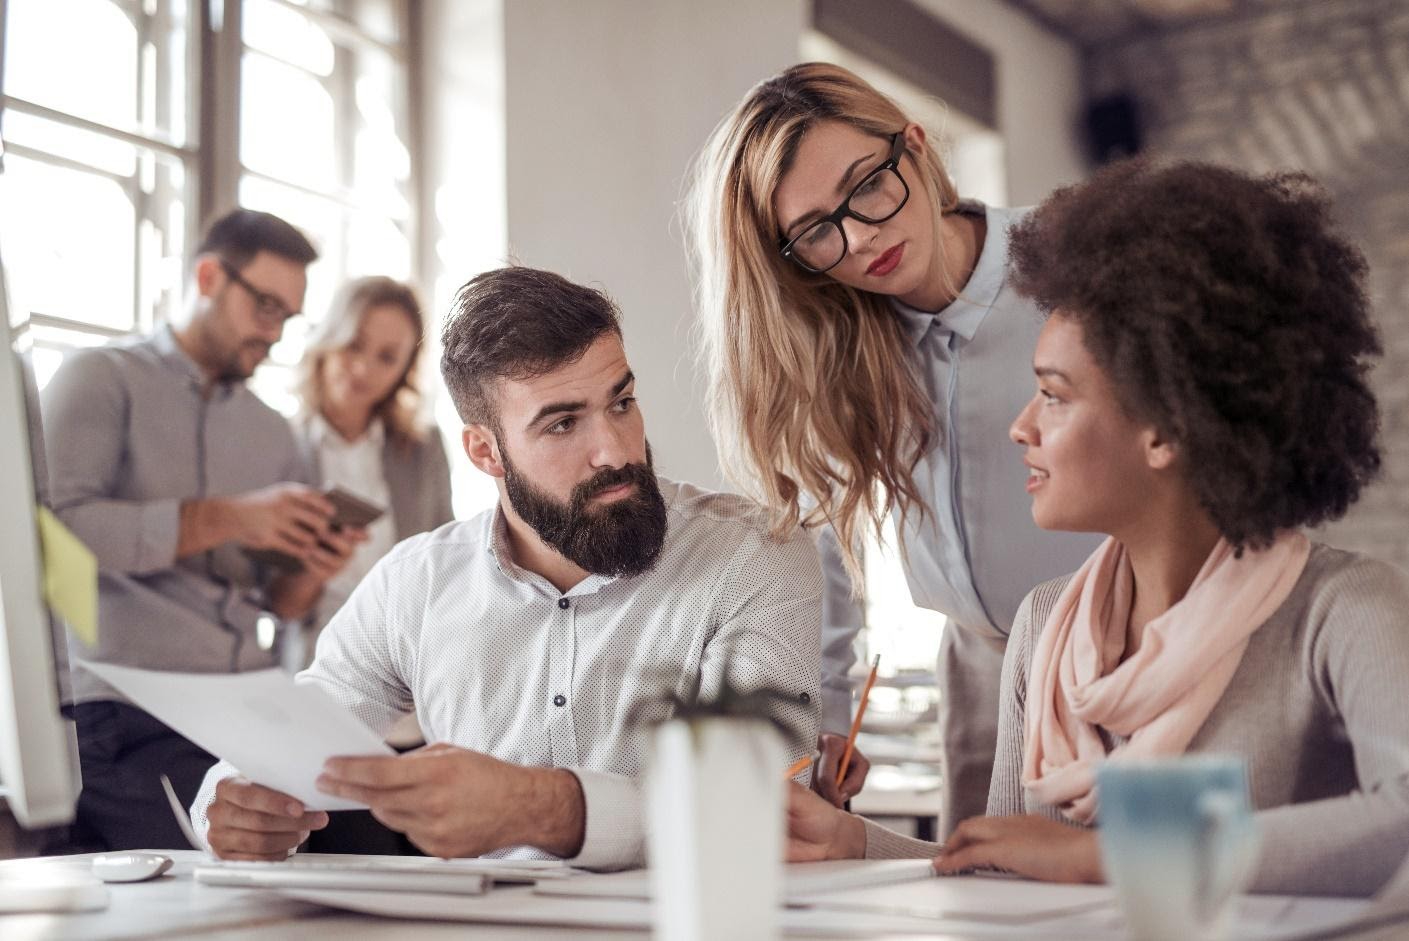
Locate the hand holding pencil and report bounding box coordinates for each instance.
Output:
[812,654,879,808]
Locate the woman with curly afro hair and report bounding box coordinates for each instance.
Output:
[783,159,1409,897]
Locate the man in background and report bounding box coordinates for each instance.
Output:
[42,209,363,850]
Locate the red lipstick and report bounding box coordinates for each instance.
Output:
[867,244,905,277]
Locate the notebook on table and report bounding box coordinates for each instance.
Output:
[195,853,569,895]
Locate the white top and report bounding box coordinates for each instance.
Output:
[191,477,824,869]
[308,414,397,628]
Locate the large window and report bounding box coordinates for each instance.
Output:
[1,0,416,416]
[237,0,415,414]
[1,0,195,386]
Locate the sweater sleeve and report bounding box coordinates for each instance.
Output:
[987,588,1037,818]
[1249,556,1409,897]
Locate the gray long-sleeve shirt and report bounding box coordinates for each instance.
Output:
[819,202,1099,730]
[864,542,1409,897]
[41,325,314,705]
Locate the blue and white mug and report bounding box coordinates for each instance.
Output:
[1096,755,1261,941]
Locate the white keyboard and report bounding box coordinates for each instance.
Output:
[196,853,568,895]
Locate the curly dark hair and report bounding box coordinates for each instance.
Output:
[1008,159,1382,551]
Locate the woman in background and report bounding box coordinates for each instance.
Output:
[292,276,453,855]
[784,159,1409,897]
[295,276,453,641]
[688,62,1097,828]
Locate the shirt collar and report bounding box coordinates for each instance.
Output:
[485,504,618,598]
[309,411,386,452]
[892,200,1008,346]
[152,323,239,399]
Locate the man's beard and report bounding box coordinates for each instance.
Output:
[219,340,269,381]
[206,294,270,381]
[501,443,668,579]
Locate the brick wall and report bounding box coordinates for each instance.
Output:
[1086,0,1409,567]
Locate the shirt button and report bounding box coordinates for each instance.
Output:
[557,598,570,610]
[553,694,567,707]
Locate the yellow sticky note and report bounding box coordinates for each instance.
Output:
[36,506,98,647]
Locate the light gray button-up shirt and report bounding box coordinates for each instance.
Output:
[192,477,823,869]
[819,202,1101,730]
[41,326,315,705]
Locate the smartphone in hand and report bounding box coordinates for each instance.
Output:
[324,485,384,531]
[246,486,385,573]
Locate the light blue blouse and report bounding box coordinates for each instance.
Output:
[819,202,1100,731]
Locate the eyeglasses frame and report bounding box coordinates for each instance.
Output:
[778,132,912,275]
[218,258,299,327]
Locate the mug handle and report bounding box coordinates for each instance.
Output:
[1194,791,1262,927]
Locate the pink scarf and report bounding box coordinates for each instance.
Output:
[1021,532,1311,823]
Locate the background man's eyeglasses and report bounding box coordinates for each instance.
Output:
[779,133,911,275]
[218,259,298,326]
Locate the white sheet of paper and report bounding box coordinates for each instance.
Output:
[533,859,937,903]
[287,875,1409,939]
[282,885,972,936]
[85,663,391,810]
[792,873,1118,926]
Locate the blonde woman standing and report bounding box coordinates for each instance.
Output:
[688,62,1097,834]
[295,276,453,640]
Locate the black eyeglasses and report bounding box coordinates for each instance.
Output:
[219,259,298,327]
[779,133,911,274]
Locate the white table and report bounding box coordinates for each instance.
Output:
[4,851,1408,940]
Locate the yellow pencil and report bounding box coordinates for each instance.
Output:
[836,654,881,788]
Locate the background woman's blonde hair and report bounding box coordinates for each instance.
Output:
[687,61,961,590]
[297,275,428,446]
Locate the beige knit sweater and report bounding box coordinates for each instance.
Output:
[863,543,1409,897]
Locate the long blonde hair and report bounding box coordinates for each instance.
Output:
[687,62,961,589]
[297,276,428,446]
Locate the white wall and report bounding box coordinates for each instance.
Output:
[910,0,1087,205]
[800,29,1010,207]
[499,0,805,492]
[423,0,805,499]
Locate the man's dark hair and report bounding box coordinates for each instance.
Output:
[440,266,623,425]
[1008,158,1382,552]
[195,208,318,269]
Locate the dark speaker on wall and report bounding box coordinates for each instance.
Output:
[1085,94,1143,164]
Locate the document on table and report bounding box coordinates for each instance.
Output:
[281,884,985,936]
[782,840,1409,939]
[532,859,937,903]
[285,862,1409,940]
[790,872,1118,926]
[85,662,392,810]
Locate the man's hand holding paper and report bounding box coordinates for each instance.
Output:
[315,743,587,860]
[206,776,331,860]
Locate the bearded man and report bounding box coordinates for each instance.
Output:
[191,266,823,869]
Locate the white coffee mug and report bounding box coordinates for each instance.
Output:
[1096,755,1261,941]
